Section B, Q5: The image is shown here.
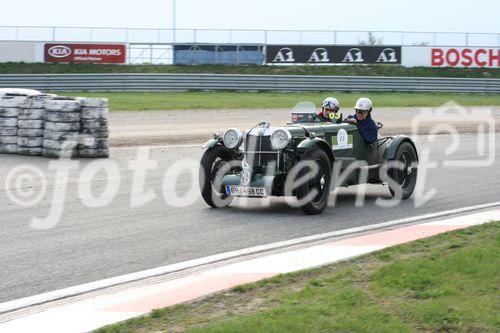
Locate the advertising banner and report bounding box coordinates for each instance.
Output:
[402,46,500,68]
[173,44,264,65]
[266,45,401,64]
[44,43,126,64]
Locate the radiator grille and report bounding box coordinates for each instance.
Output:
[245,135,278,168]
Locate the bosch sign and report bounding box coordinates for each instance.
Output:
[44,44,126,64]
[402,46,500,68]
[431,48,500,67]
[266,45,401,64]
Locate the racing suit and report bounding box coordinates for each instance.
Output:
[344,114,378,144]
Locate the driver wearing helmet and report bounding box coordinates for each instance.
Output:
[344,97,378,144]
[317,97,342,123]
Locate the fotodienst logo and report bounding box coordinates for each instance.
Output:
[1,101,496,230]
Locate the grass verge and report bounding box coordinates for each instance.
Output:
[53,92,500,111]
[2,63,500,78]
[96,221,500,333]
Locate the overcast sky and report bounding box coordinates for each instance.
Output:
[1,0,499,33]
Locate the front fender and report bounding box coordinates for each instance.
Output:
[383,135,418,161]
[297,137,335,165]
[202,137,222,149]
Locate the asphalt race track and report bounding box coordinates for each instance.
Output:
[0,133,499,303]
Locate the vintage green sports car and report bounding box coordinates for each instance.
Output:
[199,102,418,215]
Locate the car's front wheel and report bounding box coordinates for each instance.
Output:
[199,145,240,208]
[292,149,332,215]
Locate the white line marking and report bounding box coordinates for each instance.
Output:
[1,201,499,314]
[108,132,491,151]
[108,133,470,151]
[111,144,200,151]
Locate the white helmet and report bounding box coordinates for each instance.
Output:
[322,97,339,110]
[355,97,372,111]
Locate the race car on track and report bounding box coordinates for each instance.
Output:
[199,102,418,215]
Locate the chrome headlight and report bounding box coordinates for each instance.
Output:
[223,128,243,149]
[271,129,292,150]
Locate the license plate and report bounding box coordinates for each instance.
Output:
[225,185,267,197]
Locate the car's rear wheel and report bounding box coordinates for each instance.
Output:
[293,149,332,215]
[388,142,418,199]
[199,145,240,208]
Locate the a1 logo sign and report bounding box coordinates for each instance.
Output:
[377,48,398,63]
[342,48,364,63]
[273,47,295,62]
[308,48,330,63]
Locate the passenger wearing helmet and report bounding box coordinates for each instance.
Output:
[317,97,342,123]
[344,97,378,144]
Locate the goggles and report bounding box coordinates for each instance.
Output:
[355,109,368,114]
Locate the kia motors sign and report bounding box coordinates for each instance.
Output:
[402,46,500,68]
[44,43,126,64]
[266,45,401,64]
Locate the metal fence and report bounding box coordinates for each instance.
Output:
[128,44,173,64]
[127,44,264,65]
[1,74,498,93]
[1,26,499,47]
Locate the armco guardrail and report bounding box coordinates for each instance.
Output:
[0,74,499,93]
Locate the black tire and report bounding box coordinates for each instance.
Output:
[18,147,43,156]
[0,128,17,136]
[0,136,17,144]
[43,139,78,150]
[81,108,108,119]
[78,148,109,158]
[44,99,81,112]
[43,130,79,141]
[18,120,44,129]
[76,97,109,108]
[81,119,108,130]
[44,111,81,123]
[18,137,43,147]
[0,107,18,118]
[18,129,43,137]
[199,145,240,208]
[43,148,78,158]
[45,122,80,132]
[388,142,418,199]
[0,118,17,127]
[80,127,109,139]
[293,149,332,215]
[0,96,25,108]
[19,95,52,109]
[18,109,44,120]
[0,144,18,154]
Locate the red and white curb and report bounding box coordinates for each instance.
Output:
[1,207,499,333]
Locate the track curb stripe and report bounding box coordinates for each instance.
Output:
[1,201,499,315]
[0,206,499,332]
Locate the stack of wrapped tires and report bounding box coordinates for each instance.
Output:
[0,95,24,154]
[18,95,54,156]
[0,94,109,158]
[77,97,109,158]
[43,97,82,158]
